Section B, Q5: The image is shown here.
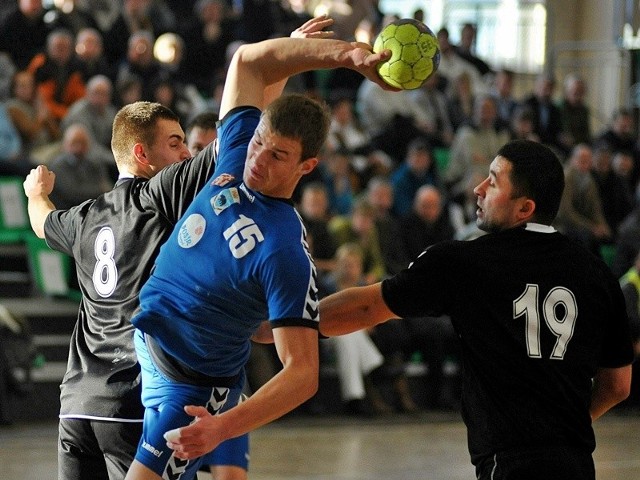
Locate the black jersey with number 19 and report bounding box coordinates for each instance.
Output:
[381,224,634,466]
[43,144,216,420]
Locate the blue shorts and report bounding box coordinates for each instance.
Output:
[134,331,248,477]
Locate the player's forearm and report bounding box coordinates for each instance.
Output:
[27,195,55,238]
[218,359,318,438]
[237,38,364,80]
[319,283,392,337]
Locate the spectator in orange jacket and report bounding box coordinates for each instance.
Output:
[27,28,86,123]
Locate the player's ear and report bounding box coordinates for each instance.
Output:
[133,143,150,165]
[518,198,535,220]
[300,157,318,175]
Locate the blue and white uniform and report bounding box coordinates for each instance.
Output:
[131,106,319,478]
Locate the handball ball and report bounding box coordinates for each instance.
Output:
[373,18,440,90]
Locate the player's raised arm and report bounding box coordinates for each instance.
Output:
[23,165,57,238]
[219,19,395,118]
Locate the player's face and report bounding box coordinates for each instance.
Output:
[474,156,528,233]
[186,126,217,156]
[244,121,316,198]
[146,119,190,173]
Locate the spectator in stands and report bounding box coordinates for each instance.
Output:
[455,23,493,78]
[591,141,633,239]
[391,137,441,218]
[596,108,639,185]
[74,27,114,82]
[318,242,393,417]
[325,95,391,186]
[6,70,60,163]
[27,28,87,124]
[297,181,338,275]
[62,75,117,151]
[436,27,484,98]
[508,105,540,142]
[491,68,519,130]
[61,74,117,178]
[558,73,592,152]
[0,102,30,177]
[0,0,52,70]
[116,31,167,102]
[0,53,17,101]
[48,123,113,209]
[364,176,409,275]
[185,111,219,156]
[321,148,358,216]
[114,73,143,108]
[329,197,386,284]
[409,71,455,148]
[177,0,236,93]
[612,149,637,201]
[444,94,510,197]
[398,185,457,262]
[447,71,476,131]
[555,143,611,254]
[521,72,565,157]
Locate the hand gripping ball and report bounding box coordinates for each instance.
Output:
[373,18,440,90]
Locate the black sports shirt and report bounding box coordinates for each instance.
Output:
[44,142,217,420]
[382,224,634,465]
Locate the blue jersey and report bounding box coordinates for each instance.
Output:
[133,107,319,378]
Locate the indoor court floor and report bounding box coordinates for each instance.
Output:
[2,410,639,480]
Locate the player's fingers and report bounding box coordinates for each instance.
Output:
[184,404,209,418]
[299,15,334,31]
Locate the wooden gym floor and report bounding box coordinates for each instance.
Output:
[2,410,639,480]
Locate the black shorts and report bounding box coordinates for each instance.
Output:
[476,445,595,480]
[58,417,143,480]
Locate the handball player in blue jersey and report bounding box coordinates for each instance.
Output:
[318,139,634,480]
[125,17,396,480]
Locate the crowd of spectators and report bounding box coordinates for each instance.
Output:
[2,0,639,415]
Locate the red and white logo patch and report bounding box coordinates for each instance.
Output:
[211,173,235,187]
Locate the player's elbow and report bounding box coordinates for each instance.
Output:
[611,381,631,404]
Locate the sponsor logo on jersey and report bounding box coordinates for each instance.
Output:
[142,440,163,458]
[239,183,255,203]
[211,173,235,186]
[177,213,206,248]
[211,187,240,215]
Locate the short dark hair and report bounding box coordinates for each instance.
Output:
[262,94,330,161]
[496,140,565,225]
[186,111,219,135]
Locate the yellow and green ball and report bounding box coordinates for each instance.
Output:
[373,19,440,90]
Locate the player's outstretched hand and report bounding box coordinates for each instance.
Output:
[164,405,222,460]
[290,14,335,39]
